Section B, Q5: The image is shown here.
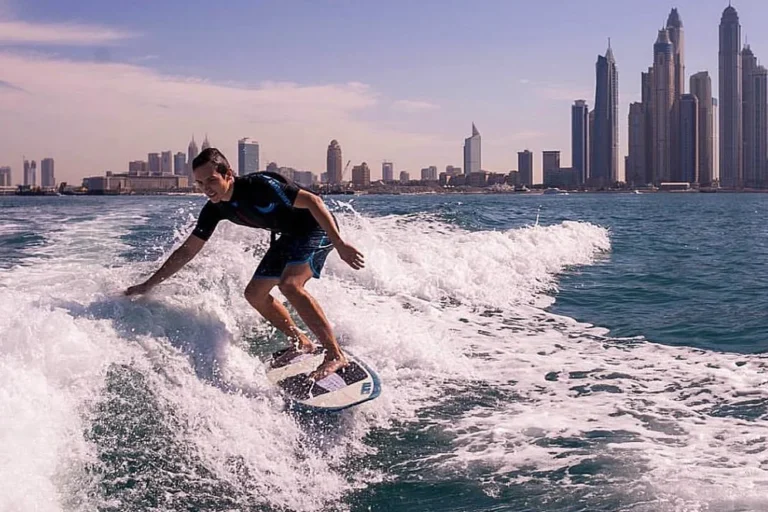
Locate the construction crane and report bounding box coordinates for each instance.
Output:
[341,159,351,181]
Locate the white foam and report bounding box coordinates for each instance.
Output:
[5,196,765,510]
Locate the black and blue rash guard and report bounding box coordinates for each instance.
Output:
[192,172,319,241]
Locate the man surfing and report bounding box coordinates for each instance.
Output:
[125,148,365,380]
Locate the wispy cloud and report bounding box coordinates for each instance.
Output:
[0,78,22,91]
[0,20,137,46]
[392,99,440,112]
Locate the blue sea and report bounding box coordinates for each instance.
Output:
[1,192,767,512]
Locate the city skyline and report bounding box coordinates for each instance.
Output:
[2,1,768,184]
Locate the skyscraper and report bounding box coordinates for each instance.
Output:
[641,67,654,184]
[23,160,36,187]
[679,94,699,184]
[148,153,161,175]
[719,5,742,188]
[571,100,590,185]
[542,151,561,186]
[518,150,533,186]
[161,151,173,175]
[627,102,646,186]
[653,29,674,184]
[753,66,768,187]
[188,136,199,175]
[173,152,186,176]
[463,123,481,175]
[0,166,11,186]
[201,134,211,151]
[742,45,758,187]
[593,43,619,186]
[326,140,343,184]
[714,98,720,183]
[41,158,54,188]
[667,9,685,182]
[667,9,685,101]
[742,46,767,188]
[588,109,595,179]
[690,72,715,186]
[382,161,394,182]
[238,137,260,176]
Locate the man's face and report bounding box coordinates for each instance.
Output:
[193,162,232,203]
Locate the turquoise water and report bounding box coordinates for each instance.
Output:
[1,193,766,511]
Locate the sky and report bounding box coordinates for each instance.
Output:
[1,0,768,185]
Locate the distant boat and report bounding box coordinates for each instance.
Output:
[543,188,569,195]
[633,190,642,194]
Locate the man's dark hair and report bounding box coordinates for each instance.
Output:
[192,148,231,176]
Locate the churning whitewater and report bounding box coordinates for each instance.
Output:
[1,195,767,512]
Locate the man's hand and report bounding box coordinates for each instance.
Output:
[336,241,365,270]
[125,281,153,296]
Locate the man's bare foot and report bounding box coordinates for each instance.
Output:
[271,333,318,368]
[309,355,349,381]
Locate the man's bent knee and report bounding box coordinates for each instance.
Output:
[245,279,277,306]
[278,278,305,299]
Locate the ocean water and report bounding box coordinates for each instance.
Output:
[1,192,767,512]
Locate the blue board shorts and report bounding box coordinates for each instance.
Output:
[253,228,334,280]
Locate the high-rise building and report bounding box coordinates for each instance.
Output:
[445,165,462,176]
[593,43,619,186]
[667,9,685,182]
[742,45,758,187]
[326,140,343,185]
[690,72,715,186]
[351,162,371,187]
[641,67,655,184]
[679,94,699,184]
[754,66,768,187]
[667,9,685,101]
[399,171,410,184]
[173,152,186,176]
[518,150,534,186]
[463,123,481,175]
[627,102,646,186]
[41,158,54,188]
[0,166,11,186]
[148,153,161,175]
[714,98,720,183]
[421,166,438,181]
[238,137,260,176]
[742,46,767,188]
[382,161,394,182]
[161,151,173,175]
[542,151,561,186]
[23,160,36,187]
[572,100,590,185]
[201,134,211,151]
[188,136,199,175]
[719,5,742,188]
[653,29,674,184]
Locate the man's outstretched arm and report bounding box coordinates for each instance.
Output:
[125,234,207,295]
[293,190,365,270]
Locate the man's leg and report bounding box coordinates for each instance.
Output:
[244,277,316,355]
[278,263,347,380]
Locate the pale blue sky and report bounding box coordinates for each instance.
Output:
[1,0,767,183]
